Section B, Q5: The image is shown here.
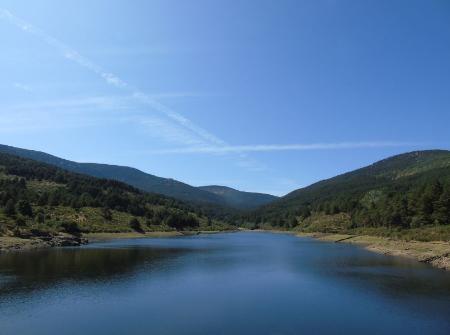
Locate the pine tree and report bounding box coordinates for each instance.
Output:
[4,199,16,217]
[16,200,33,217]
[433,190,450,225]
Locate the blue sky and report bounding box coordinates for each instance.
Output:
[1,0,449,196]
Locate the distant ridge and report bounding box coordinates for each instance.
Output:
[0,144,276,210]
[199,185,278,209]
[244,150,450,232]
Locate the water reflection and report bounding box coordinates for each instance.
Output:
[290,237,450,298]
[0,245,188,297]
[0,233,449,335]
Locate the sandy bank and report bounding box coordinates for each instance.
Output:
[0,234,87,252]
[296,232,450,271]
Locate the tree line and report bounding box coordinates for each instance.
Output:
[240,165,450,230]
[0,153,201,232]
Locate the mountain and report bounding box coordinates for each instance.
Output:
[244,150,450,239]
[199,185,278,209]
[0,144,275,210]
[0,151,229,237]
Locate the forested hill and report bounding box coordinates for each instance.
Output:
[242,150,450,240]
[0,144,276,210]
[0,152,228,237]
[0,144,223,205]
[198,185,278,209]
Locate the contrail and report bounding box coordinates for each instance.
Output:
[0,8,226,147]
[0,8,423,160]
[147,141,424,154]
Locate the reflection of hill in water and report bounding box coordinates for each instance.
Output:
[1,233,450,318]
[0,246,189,297]
[288,239,450,299]
[0,233,450,335]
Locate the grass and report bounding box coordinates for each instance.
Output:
[0,204,233,238]
[295,231,450,270]
[290,212,450,270]
[294,213,450,242]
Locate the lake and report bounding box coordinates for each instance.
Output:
[0,232,449,335]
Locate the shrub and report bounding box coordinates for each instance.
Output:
[129,218,143,232]
[16,200,33,217]
[101,207,113,221]
[61,221,82,236]
[36,212,45,224]
[4,199,16,217]
[165,212,199,230]
[16,216,26,227]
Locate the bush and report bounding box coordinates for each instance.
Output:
[101,207,113,221]
[16,216,26,227]
[4,199,16,217]
[129,218,143,232]
[16,200,33,217]
[61,221,82,236]
[165,212,199,230]
[36,212,45,224]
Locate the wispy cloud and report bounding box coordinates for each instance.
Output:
[0,8,425,176]
[147,141,423,154]
[0,96,182,139]
[0,8,225,148]
[1,96,129,111]
[133,116,205,146]
[85,46,170,57]
[0,94,207,113]
[147,92,212,99]
[13,82,32,92]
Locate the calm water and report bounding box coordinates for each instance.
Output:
[0,232,450,335]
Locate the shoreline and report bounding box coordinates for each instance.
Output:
[0,230,227,253]
[86,230,225,242]
[295,232,450,271]
[2,230,449,271]
[0,234,88,253]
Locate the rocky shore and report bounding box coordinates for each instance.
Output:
[0,234,88,252]
[3,230,449,271]
[296,232,450,271]
[0,230,225,252]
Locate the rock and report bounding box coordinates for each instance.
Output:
[43,234,88,247]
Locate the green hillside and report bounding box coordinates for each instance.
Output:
[242,150,450,241]
[0,144,276,210]
[0,152,229,237]
[199,185,278,209]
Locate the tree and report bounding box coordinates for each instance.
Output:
[129,218,143,232]
[70,198,81,210]
[36,212,45,224]
[16,216,26,227]
[101,207,113,221]
[16,200,33,217]
[165,212,199,230]
[37,193,48,206]
[288,216,298,228]
[4,199,16,217]
[61,221,82,236]
[433,190,450,225]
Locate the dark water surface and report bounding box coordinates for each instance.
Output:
[0,232,449,335]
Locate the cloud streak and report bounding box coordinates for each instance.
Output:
[13,82,32,92]
[1,96,129,111]
[0,8,226,148]
[147,141,423,154]
[0,8,425,170]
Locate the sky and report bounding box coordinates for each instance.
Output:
[0,0,449,196]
